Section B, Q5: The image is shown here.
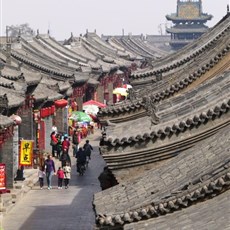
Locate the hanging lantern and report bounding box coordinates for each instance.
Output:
[44,108,49,117]
[40,108,45,118]
[10,114,22,125]
[54,99,68,108]
[48,107,52,116]
[51,105,55,115]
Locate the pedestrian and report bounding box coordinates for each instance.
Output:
[38,166,45,189]
[83,140,93,160]
[72,130,79,157]
[44,155,56,190]
[60,149,71,168]
[57,167,64,189]
[56,133,62,159]
[63,162,71,189]
[76,147,87,173]
[62,135,70,154]
[50,131,58,157]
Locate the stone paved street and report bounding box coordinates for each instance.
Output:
[2,129,106,230]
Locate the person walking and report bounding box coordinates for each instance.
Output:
[62,135,70,154]
[83,140,93,160]
[38,166,45,189]
[56,133,62,159]
[44,155,56,190]
[63,162,71,189]
[72,130,79,157]
[57,167,64,189]
[50,131,58,157]
[75,147,87,173]
[60,149,71,168]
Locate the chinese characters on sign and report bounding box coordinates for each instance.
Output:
[20,140,33,166]
[0,164,6,190]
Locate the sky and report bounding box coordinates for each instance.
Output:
[0,0,229,41]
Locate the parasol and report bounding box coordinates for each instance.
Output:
[83,100,106,115]
[113,87,128,96]
[69,111,92,122]
[83,100,106,108]
[83,104,99,115]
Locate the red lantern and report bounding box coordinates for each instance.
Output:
[51,105,55,114]
[45,108,49,117]
[48,107,52,116]
[54,99,68,108]
[40,109,44,118]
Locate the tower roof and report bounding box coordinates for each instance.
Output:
[166,0,212,23]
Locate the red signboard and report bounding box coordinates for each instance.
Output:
[0,163,6,190]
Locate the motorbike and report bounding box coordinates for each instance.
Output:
[76,161,86,176]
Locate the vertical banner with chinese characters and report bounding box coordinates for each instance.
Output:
[0,164,6,190]
[19,140,33,166]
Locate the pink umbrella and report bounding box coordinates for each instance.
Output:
[83,100,106,108]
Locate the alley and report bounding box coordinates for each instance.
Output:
[2,129,105,230]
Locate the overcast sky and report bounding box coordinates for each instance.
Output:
[1,0,229,40]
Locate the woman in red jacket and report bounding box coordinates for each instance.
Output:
[62,136,70,154]
[50,131,58,157]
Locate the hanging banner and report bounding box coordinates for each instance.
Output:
[0,164,6,190]
[19,140,33,166]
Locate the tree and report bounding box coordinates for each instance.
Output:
[6,23,35,37]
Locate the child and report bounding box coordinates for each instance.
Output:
[38,166,45,189]
[63,162,71,189]
[57,167,64,189]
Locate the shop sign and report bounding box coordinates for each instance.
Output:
[19,140,33,166]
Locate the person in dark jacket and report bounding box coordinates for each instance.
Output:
[60,149,71,167]
[83,140,93,159]
[72,130,79,157]
[75,147,87,173]
[56,133,62,159]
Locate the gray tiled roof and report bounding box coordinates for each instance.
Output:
[0,114,14,128]
[94,125,230,228]
[32,83,63,102]
[124,189,230,230]
[0,87,25,108]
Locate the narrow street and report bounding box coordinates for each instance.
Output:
[3,129,105,230]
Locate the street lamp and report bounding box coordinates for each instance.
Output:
[0,0,2,37]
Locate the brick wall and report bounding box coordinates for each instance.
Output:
[97,85,104,103]
[19,109,33,140]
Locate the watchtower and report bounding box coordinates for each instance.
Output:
[166,0,212,49]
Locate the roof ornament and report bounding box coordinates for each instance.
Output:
[127,88,138,102]
[227,4,229,13]
[17,29,21,43]
[143,96,160,127]
[36,29,39,38]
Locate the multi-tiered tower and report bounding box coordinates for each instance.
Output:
[166,0,212,49]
